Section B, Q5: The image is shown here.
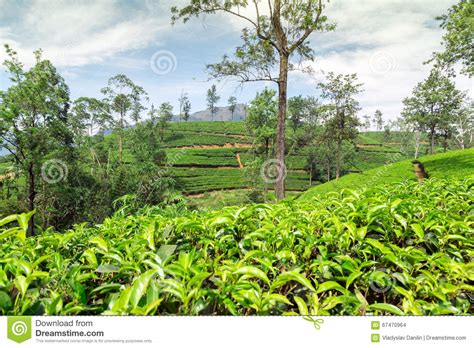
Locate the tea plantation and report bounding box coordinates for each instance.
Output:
[1,174,472,315]
[113,121,420,195]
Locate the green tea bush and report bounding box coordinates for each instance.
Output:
[0,178,472,315]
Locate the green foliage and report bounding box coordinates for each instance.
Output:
[431,0,473,77]
[100,74,148,127]
[288,95,320,133]
[317,72,363,178]
[401,69,466,155]
[0,178,472,315]
[178,92,191,122]
[227,96,238,120]
[246,88,277,158]
[0,211,34,242]
[0,45,75,234]
[206,85,220,121]
[373,110,384,131]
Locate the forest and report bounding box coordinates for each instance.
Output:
[0,0,472,316]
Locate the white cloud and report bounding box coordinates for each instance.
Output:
[0,0,170,67]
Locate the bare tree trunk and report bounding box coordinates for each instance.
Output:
[275,52,288,200]
[455,124,465,149]
[27,163,36,236]
[414,132,421,159]
[443,130,449,152]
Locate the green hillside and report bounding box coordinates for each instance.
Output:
[299,148,474,200]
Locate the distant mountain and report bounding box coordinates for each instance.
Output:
[177,103,247,122]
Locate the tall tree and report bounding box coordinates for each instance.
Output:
[373,110,384,131]
[362,114,371,132]
[182,98,192,122]
[172,0,335,200]
[228,96,238,121]
[401,69,465,155]
[246,88,278,161]
[206,84,220,121]
[0,46,72,235]
[318,72,363,179]
[178,90,189,122]
[158,102,174,141]
[71,97,111,138]
[287,95,305,133]
[70,97,111,174]
[430,0,473,77]
[452,99,473,149]
[101,74,148,163]
[299,96,322,143]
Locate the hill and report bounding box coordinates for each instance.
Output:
[187,104,247,121]
[299,148,474,200]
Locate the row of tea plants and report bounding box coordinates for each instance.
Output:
[0,177,472,315]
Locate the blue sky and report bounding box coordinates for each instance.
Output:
[0,0,471,121]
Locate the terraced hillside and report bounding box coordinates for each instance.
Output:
[119,121,417,194]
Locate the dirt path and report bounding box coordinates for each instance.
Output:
[236,153,244,168]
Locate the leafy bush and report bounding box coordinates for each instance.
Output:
[0,178,472,315]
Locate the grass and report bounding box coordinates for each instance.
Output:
[299,148,474,200]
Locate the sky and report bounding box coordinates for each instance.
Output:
[0,0,472,122]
